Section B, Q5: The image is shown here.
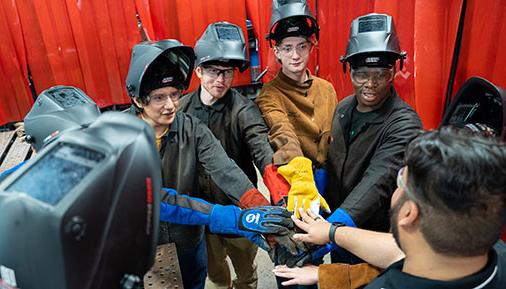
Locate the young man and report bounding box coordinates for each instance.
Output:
[125,39,272,289]
[274,126,506,289]
[256,0,334,218]
[322,13,422,263]
[178,21,296,289]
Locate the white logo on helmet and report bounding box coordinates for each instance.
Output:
[161,76,173,84]
[287,26,300,33]
[365,57,380,64]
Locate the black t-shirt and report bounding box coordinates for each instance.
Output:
[346,108,379,144]
[366,241,506,289]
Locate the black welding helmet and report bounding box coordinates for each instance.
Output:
[267,0,319,47]
[126,39,195,101]
[340,13,407,72]
[441,76,506,140]
[24,86,101,152]
[194,22,249,72]
[0,111,161,289]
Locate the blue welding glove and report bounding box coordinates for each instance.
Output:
[159,188,276,251]
[310,208,357,260]
[313,168,329,197]
[209,205,293,251]
[158,188,299,256]
[237,206,293,234]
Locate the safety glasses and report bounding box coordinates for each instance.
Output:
[351,67,394,84]
[202,66,235,79]
[397,166,416,200]
[277,41,312,56]
[148,90,182,105]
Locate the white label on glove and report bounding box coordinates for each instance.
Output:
[309,199,320,216]
[245,212,260,224]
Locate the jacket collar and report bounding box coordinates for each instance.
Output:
[187,86,229,112]
[276,69,314,92]
[167,112,182,134]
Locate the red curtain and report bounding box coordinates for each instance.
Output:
[1,0,506,128]
[13,0,140,108]
[451,0,506,97]
[136,0,252,91]
[0,0,33,125]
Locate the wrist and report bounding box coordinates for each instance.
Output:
[328,222,346,245]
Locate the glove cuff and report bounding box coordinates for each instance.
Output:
[263,164,290,205]
[239,188,270,208]
[209,205,241,235]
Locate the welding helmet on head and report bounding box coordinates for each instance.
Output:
[126,39,195,101]
[340,13,407,72]
[266,0,319,47]
[195,21,250,72]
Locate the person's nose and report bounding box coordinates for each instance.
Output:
[364,76,377,88]
[291,49,301,59]
[215,72,226,82]
[163,98,176,110]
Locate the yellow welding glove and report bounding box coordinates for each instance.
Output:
[278,156,331,218]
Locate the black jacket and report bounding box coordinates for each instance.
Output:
[326,88,422,231]
[179,87,273,204]
[366,242,506,289]
[125,107,256,249]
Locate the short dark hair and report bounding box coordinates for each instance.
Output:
[405,126,506,257]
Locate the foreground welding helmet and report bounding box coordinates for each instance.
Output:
[23,86,101,152]
[267,0,319,46]
[340,13,407,72]
[441,76,506,140]
[195,21,250,72]
[0,112,161,289]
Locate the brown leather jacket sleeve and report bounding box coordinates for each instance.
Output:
[256,85,304,165]
[318,263,381,289]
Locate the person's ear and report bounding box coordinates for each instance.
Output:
[132,97,143,108]
[274,47,282,61]
[398,200,419,228]
[195,66,203,79]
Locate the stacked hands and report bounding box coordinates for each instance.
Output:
[237,206,321,268]
[233,206,332,276]
[233,156,336,268]
[274,156,331,218]
[171,156,348,281]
